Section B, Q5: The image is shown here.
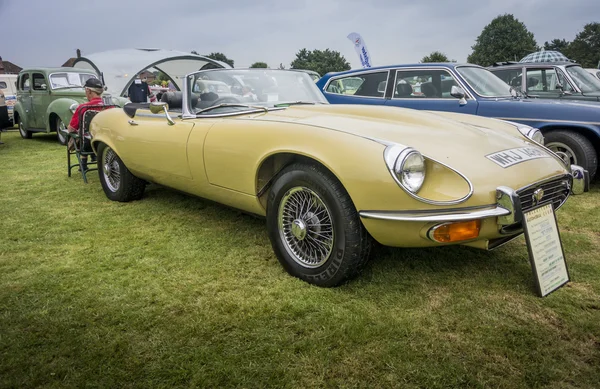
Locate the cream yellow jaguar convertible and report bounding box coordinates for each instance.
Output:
[89,69,589,287]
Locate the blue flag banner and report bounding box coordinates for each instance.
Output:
[347,32,372,68]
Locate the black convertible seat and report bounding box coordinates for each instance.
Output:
[123,102,150,118]
[161,91,199,109]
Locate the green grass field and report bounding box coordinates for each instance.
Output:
[1,130,599,388]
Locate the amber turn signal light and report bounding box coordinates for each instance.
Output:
[429,220,481,243]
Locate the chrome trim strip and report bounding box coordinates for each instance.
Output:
[389,66,475,101]
[494,117,600,126]
[358,205,509,222]
[322,69,390,99]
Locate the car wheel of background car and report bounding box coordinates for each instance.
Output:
[18,119,32,139]
[544,130,598,180]
[266,162,372,287]
[55,117,67,145]
[97,143,145,202]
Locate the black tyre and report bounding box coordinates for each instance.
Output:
[97,143,145,202]
[18,119,31,139]
[55,116,67,145]
[266,163,372,287]
[545,130,598,179]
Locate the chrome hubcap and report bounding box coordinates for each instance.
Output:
[546,142,577,165]
[278,187,334,268]
[57,119,67,143]
[102,147,121,192]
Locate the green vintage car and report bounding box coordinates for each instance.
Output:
[14,67,112,144]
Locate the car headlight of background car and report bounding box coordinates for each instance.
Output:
[385,146,426,194]
[518,125,544,145]
[502,120,544,145]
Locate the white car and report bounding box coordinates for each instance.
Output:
[0,74,18,126]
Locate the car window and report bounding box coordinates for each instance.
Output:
[326,72,388,98]
[525,68,565,92]
[565,65,600,93]
[32,73,47,91]
[393,69,458,98]
[20,74,30,91]
[0,81,7,89]
[555,69,574,92]
[492,68,522,89]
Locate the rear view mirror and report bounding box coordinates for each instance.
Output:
[149,101,168,114]
[149,101,175,125]
[450,85,467,105]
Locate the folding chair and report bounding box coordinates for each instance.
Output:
[66,104,117,183]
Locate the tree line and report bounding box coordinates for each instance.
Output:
[190,15,600,76]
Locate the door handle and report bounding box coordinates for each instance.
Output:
[128,120,138,126]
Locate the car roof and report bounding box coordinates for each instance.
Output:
[321,63,477,78]
[490,61,579,68]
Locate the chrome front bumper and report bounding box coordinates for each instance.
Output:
[359,166,589,225]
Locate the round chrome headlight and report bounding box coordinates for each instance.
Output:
[69,103,78,113]
[394,149,426,193]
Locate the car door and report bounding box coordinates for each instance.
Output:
[17,73,33,127]
[321,70,390,106]
[384,68,479,115]
[30,72,51,128]
[116,113,198,185]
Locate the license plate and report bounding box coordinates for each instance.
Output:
[486,147,551,168]
[522,202,569,297]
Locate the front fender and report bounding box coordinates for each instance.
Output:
[13,102,28,128]
[46,98,78,131]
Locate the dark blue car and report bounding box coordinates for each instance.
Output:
[316,63,600,179]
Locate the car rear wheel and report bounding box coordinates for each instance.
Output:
[545,130,597,180]
[56,117,67,145]
[97,143,145,202]
[266,162,372,287]
[18,119,31,139]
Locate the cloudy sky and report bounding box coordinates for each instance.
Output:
[0,0,597,69]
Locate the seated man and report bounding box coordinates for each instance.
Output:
[67,78,105,171]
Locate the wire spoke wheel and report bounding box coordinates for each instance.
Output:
[102,147,121,192]
[278,186,334,268]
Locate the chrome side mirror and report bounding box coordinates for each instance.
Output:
[149,101,175,125]
[450,85,467,105]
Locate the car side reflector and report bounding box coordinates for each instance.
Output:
[429,220,481,243]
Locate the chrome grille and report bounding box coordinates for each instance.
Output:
[517,175,571,213]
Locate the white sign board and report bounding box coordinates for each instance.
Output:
[522,202,570,297]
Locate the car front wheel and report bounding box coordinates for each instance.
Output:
[56,117,67,145]
[97,143,145,202]
[18,119,31,139]
[266,162,372,287]
[544,130,597,180]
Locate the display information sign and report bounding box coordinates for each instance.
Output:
[522,202,570,297]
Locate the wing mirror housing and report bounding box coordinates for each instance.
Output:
[150,101,175,125]
[450,85,467,105]
[555,83,572,96]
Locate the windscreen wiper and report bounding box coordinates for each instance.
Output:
[274,101,324,107]
[196,103,268,115]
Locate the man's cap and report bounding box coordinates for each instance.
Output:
[84,78,104,89]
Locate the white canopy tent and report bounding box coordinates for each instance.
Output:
[72,48,231,97]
